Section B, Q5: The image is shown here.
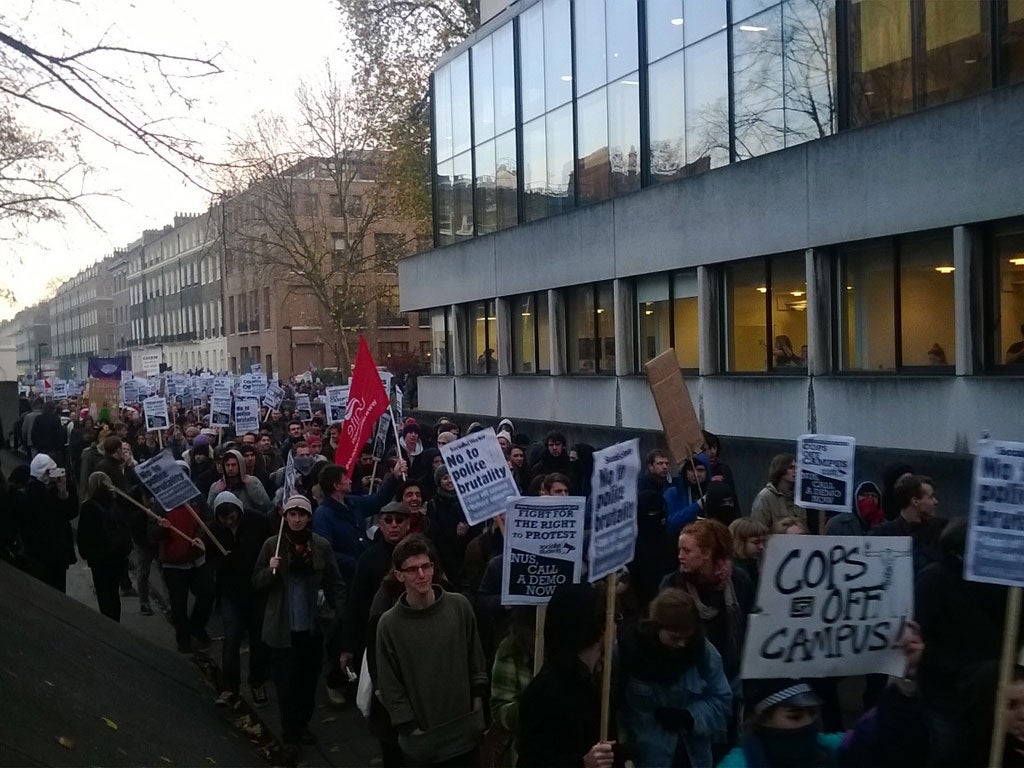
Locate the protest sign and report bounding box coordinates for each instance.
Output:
[394,386,404,424]
[372,410,393,461]
[52,379,68,399]
[234,399,260,434]
[440,428,520,526]
[251,363,263,375]
[588,439,641,582]
[141,352,160,376]
[326,385,350,424]
[88,378,120,408]
[213,376,233,397]
[210,394,232,427]
[251,375,267,397]
[966,440,1024,587]
[796,434,856,513]
[296,393,313,422]
[143,396,169,432]
[644,349,703,464]
[379,369,393,396]
[134,451,202,512]
[191,395,203,409]
[263,382,284,411]
[121,380,139,405]
[742,535,913,679]
[502,495,586,606]
[121,370,133,383]
[236,374,254,398]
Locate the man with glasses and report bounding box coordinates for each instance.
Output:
[376,534,487,766]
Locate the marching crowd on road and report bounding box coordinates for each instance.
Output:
[2,377,1024,768]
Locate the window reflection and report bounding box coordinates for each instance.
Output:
[452,152,474,240]
[732,5,785,160]
[568,282,615,374]
[850,0,914,127]
[840,242,896,371]
[922,1,989,108]
[494,23,517,134]
[575,0,607,96]
[608,75,641,196]
[473,37,495,143]
[450,53,472,156]
[474,139,497,236]
[434,66,453,162]
[606,0,639,81]
[522,117,547,222]
[637,275,671,367]
[647,0,685,63]
[993,226,1024,367]
[726,259,768,372]
[577,88,610,205]
[648,52,686,184]
[468,301,497,374]
[519,4,546,121]
[427,309,450,374]
[435,160,454,246]
[782,0,837,145]
[900,234,955,367]
[494,131,518,231]
[685,32,729,171]
[684,0,727,45]
[546,104,575,217]
[544,0,573,110]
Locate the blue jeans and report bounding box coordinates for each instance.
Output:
[220,592,268,693]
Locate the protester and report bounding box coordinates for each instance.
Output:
[638,449,672,496]
[751,454,803,530]
[206,448,273,517]
[252,494,343,755]
[427,464,479,582]
[77,471,133,621]
[16,453,78,592]
[531,430,574,488]
[156,500,214,654]
[619,587,732,767]
[871,473,946,575]
[826,481,884,536]
[729,518,768,594]
[488,608,536,768]
[702,430,737,489]
[665,453,712,534]
[376,533,487,766]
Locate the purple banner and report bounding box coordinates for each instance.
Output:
[88,356,128,380]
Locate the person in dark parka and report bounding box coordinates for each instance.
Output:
[77,471,134,621]
[17,453,78,592]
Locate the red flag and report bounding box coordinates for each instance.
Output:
[335,336,389,473]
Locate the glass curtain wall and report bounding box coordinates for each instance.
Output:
[473,23,518,235]
[435,54,472,245]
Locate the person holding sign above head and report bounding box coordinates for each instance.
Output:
[517,583,616,768]
[618,588,732,768]
[665,453,712,535]
[751,454,803,532]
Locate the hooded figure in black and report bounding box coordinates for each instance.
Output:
[426,464,480,582]
[77,470,134,621]
[629,490,677,608]
[703,480,741,526]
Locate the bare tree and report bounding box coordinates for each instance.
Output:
[221,68,419,375]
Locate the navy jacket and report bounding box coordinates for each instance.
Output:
[312,474,398,581]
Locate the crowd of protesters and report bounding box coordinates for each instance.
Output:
[2,383,1023,768]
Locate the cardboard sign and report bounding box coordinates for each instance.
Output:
[210,394,232,427]
[135,451,202,512]
[263,382,284,411]
[143,396,169,432]
[326,385,350,424]
[742,535,914,679]
[439,427,520,526]
[296,393,313,422]
[588,439,641,582]
[796,434,856,513]
[501,495,586,606]
[141,352,160,377]
[372,410,392,461]
[644,349,703,465]
[88,378,121,408]
[234,398,260,434]
[966,440,1024,587]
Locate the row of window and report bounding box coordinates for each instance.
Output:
[434,0,1024,245]
[132,299,223,343]
[227,289,272,335]
[422,222,1024,375]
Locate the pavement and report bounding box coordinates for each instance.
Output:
[1,449,381,768]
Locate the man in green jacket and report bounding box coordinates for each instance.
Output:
[376,534,487,766]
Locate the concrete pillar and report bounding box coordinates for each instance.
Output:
[547,289,565,376]
[953,225,981,375]
[805,247,832,376]
[449,304,467,377]
[613,278,634,377]
[496,297,512,377]
[697,266,720,376]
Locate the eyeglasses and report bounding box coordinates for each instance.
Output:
[398,561,434,576]
[380,515,408,524]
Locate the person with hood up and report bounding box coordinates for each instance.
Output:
[629,489,676,608]
[427,464,481,582]
[664,453,712,535]
[619,588,732,768]
[77,471,134,621]
[703,480,741,526]
[208,490,273,708]
[17,453,78,592]
[517,583,615,768]
[189,438,218,497]
[751,453,803,531]
[206,448,273,517]
[825,481,885,536]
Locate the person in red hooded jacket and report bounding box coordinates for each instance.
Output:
[156,502,215,654]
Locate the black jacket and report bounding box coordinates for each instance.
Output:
[17,479,78,571]
[518,660,606,768]
[77,494,133,565]
[32,412,67,455]
[427,491,478,581]
[340,533,397,660]
[208,512,273,601]
[871,514,946,576]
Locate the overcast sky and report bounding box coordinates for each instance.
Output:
[1,0,351,320]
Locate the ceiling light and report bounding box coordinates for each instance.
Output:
[964,58,978,64]
[621,80,640,86]
[521,311,531,317]
[739,25,768,32]
[790,290,805,297]
[935,266,955,274]
[846,286,853,291]
[644,310,654,316]
[596,308,606,314]
[1010,258,1024,266]
[560,74,573,82]
[756,287,767,293]
[670,17,684,26]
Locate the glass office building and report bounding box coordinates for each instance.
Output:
[404,0,1024,503]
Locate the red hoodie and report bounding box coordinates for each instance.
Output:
[158,505,204,565]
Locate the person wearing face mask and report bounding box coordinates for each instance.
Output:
[825,482,884,537]
[16,453,78,593]
[619,588,731,768]
[77,471,134,621]
[719,679,841,768]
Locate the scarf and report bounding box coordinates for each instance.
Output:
[284,528,314,573]
[681,568,741,670]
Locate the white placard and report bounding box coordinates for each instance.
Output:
[143,396,169,432]
[741,535,914,679]
[372,410,392,460]
[135,451,201,512]
[966,440,1024,587]
[588,439,641,582]
[121,370,133,383]
[394,385,404,424]
[234,398,261,434]
[251,363,263,375]
[210,394,232,427]
[52,379,68,399]
[326,385,350,424]
[213,376,233,397]
[141,352,160,377]
[502,495,586,606]
[795,434,856,513]
[296,393,312,422]
[263,382,284,411]
[439,427,520,526]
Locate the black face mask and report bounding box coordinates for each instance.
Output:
[754,720,821,768]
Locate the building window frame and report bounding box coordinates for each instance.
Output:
[566,281,615,375]
[634,269,698,373]
[465,300,497,375]
[510,291,552,374]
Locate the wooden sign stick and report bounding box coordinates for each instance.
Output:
[104,483,193,545]
[990,587,1023,767]
[533,605,547,676]
[271,514,286,575]
[599,571,618,742]
[184,503,229,556]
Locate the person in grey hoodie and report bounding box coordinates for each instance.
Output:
[206,448,273,517]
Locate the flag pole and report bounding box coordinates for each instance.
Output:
[389,404,406,480]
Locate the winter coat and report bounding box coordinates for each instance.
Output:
[312,476,398,581]
[750,482,802,529]
[251,532,342,648]
[619,626,732,768]
[207,511,272,601]
[77,494,133,566]
[718,733,842,768]
[339,533,396,660]
[157,505,205,566]
[31,412,66,455]
[427,490,479,581]
[206,450,272,516]
[665,453,713,534]
[16,479,79,571]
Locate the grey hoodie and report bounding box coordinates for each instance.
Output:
[207,449,272,516]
